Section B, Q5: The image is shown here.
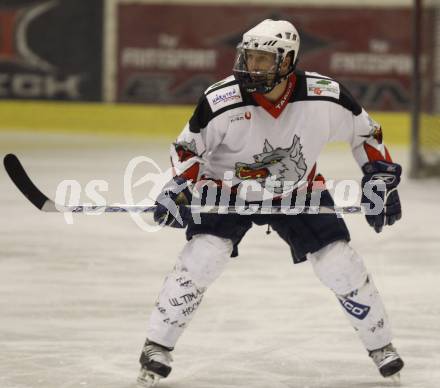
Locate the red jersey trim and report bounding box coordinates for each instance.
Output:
[252,74,296,119]
[180,163,200,181]
[363,143,392,162]
[170,156,200,182]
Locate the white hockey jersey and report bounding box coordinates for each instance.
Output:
[170,71,392,201]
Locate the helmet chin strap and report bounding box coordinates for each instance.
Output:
[267,71,293,93]
[245,68,293,94]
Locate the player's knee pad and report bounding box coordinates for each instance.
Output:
[177,234,233,289]
[309,241,368,296]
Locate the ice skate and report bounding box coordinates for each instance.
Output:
[137,339,173,387]
[369,343,404,380]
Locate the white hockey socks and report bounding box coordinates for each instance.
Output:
[309,241,392,351]
[146,235,233,348]
[336,274,392,350]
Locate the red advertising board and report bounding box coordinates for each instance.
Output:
[116,3,415,111]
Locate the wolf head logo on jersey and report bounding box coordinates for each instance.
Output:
[235,135,307,194]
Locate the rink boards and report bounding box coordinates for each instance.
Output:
[0,101,410,144]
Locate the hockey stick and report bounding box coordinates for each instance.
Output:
[3,153,362,215]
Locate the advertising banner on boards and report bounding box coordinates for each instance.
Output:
[116,3,419,111]
[0,0,103,101]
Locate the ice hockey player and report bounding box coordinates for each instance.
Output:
[137,19,404,386]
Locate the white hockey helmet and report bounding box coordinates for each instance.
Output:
[233,19,300,94]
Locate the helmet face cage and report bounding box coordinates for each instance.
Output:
[232,45,285,94]
[232,19,300,94]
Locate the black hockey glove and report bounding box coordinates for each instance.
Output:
[154,176,192,228]
[361,160,402,233]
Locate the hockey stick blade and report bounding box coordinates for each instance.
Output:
[3,153,57,211]
[3,154,361,215]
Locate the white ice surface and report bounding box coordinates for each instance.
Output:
[0,132,439,388]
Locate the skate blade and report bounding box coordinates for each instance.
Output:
[137,371,161,387]
[387,372,401,385]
